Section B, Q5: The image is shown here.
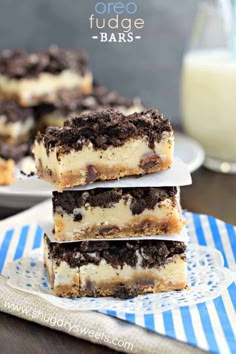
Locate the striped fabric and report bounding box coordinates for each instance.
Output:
[0,211,235,353]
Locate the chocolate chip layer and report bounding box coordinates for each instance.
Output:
[36,108,172,154]
[0,99,33,123]
[0,46,88,79]
[45,234,186,269]
[53,187,177,216]
[34,82,143,118]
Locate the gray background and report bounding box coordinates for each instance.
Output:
[0,0,197,123]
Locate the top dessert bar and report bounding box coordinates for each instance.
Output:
[34,82,144,129]
[0,46,93,106]
[34,108,174,190]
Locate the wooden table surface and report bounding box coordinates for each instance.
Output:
[0,166,235,353]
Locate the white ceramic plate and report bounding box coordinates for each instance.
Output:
[174,132,205,173]
[0,133,204,209]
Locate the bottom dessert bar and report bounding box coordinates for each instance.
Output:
[44,234,187,299]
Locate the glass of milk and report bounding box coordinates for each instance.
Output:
[181,0,236,173]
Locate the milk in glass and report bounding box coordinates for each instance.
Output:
[182,49,236,166]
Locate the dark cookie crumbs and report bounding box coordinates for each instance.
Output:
[0,99,33,123]
[0,46,89,79]
[0,141,32,162]
[36,108,172,154]
[46,234,186,269]
[52,187,177,216]
[34,82,143,118]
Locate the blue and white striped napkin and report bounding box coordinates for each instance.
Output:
[0,203,235,354]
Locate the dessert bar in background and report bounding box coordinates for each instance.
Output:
[44,234,187,298]
[0,99,34,144]
[0,46,92,106]
[34,83,144,130]
[0,140,32,163]
[0,156,15,185]
[34,109,174,190]
[52,187,185,241]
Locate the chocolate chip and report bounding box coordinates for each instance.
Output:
[86,165,97,183]
[136,220,151,231]
[99,225,120,235]
[139,154,161,171]
[73,213,82,222]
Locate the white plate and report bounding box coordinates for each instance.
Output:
[174,132,205,173]
[0,133,203,209]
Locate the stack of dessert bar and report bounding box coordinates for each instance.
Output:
[34,108,188,299]
[0,47,143,185]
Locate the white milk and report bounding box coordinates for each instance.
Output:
[181,49,236,162]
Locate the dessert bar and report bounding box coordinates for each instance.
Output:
[0,141,32,185]
[34,83,144,130]
[0,47,92,106]
[52,187,185,240]
[0,99,34,144]
[0,156,15,185]
[34,109,174,191]
[44,234,187,298]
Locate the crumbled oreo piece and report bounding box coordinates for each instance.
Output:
[46,235,186,269]
[36,109,172,153]
[33,82,143,118]
[0,99,33,123]
[0,141,32,162]
[0,46,89,79]
[52,187,177,215]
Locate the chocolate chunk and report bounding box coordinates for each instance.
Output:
[36,109,172,153]
[46,235,186,269]
[139,154,161,171]
[135,220,151,231]
[52,187,177,215]
[86,165,97,183]
[0,46,89,79]
[99,225,120,235]
[20,171,35,177]
[73,213,82,222]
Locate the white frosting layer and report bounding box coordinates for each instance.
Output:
[0,70,92,103]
